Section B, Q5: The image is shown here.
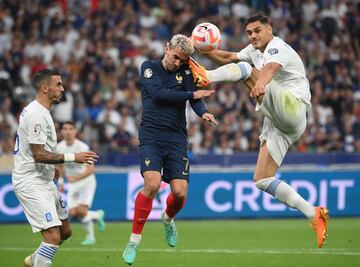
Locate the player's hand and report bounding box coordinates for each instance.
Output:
[250,82,266,98]
[193,90,215,99]
[75,151,99,165]
[202,113,218,125]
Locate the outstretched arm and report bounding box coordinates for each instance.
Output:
[200,49,239,65]
[30,144,98,164]
[30,144,64,163]
[190,98,217,125]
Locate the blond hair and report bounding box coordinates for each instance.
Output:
[168,34,194,56]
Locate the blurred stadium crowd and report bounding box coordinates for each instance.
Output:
[0,0,360,160]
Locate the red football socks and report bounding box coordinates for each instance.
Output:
[132,192,153,234]
[165,192,186,218]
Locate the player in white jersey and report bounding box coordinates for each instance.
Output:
[189,13,328,248]
[56,121,105,245]
[12,69,98,267]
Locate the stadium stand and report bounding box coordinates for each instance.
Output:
[0,0,360,166]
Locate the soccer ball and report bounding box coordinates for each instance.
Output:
[191,22,221,52]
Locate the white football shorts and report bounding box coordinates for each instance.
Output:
[14,182,68,233]
[67,175,96,209]
[255,80,308,166]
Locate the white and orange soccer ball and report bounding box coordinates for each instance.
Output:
[191,22,221,52]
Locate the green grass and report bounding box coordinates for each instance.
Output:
[1,218,360,267]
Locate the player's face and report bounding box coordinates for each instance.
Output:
[61,124,76,142]
[48,75,64,104]
[163,46,189,72]
[246,21,273,52]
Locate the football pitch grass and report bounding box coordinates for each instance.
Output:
[1,218,359,267]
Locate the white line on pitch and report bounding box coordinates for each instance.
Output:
[0,247,359,256]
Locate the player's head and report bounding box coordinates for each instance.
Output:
[61,121,77,142]
[244,13,273,52]
[163,34,194,72]
[33,69,64,104]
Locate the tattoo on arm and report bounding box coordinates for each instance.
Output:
[30,144,64,164]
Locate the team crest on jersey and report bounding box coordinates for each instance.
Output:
[144,68,153,78]
[268,48,279,55]
[145,158,151,166]
[33,123,41,136]
[176,73,183,84]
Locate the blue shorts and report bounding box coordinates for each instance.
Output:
[140,142,190,183]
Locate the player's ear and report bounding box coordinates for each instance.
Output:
[41,84,48,94]
[164,43,170,54]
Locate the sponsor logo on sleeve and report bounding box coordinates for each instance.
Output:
[144,68,153,78]
[268,48,279,55]
[33,123,41,136]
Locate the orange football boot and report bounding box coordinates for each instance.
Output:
[311,207,329,248]
[188,57,210,87]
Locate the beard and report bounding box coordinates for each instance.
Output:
[52,93,63,104]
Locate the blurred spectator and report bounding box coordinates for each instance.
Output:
[302,0,319,24]
[0,96,18,136]
[0,0,359,162]
[52,90,74,123]
[0,62,12,98]
[96,97,120,143]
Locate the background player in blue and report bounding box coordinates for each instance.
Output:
[122,34,217,265]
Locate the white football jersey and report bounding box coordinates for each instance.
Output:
[237,36,311,105]
[56,139,94,179]
[12,100,57,187]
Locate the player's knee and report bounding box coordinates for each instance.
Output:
[143,181,161,197]
[61,228,72,241]
[171,189,187,201]
[78,210,87,217]
[77,207,88,217]
[44,233,62,245]
[69,208,78,218]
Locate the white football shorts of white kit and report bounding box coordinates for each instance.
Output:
[14,182,68,233]
[67,174,96,209]
[256,80,307,166]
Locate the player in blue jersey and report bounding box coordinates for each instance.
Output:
[122,34,217,265]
